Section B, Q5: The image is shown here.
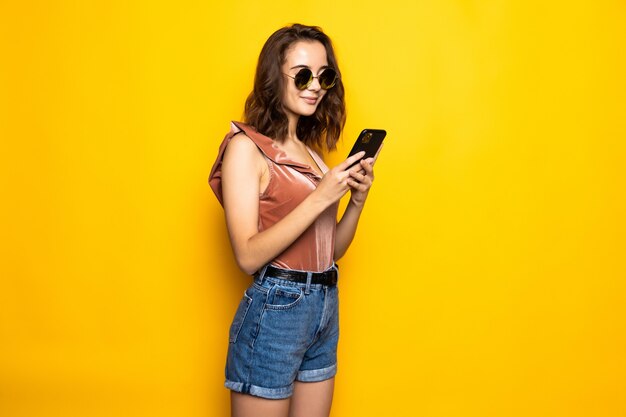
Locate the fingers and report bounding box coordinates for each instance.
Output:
[349,159,374,181]
[360,158,374,176]
[345,145,383,203]
[347,177,370,192]
[349,168,371,182]
[337,151,365,171]
[348,157,374,176]
[349,166,366,176]
[348,168,372,187]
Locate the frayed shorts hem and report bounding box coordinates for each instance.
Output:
[225,363,337,399]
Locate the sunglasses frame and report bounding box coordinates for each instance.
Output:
[283,67,339,90]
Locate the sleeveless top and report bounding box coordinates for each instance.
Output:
[208,121,339,273]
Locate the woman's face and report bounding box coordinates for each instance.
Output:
[281,40,329,119]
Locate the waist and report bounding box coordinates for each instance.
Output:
[254,264,338,286]
[258,202,338,273]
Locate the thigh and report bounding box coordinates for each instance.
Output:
[231,391,290,417]
[288,378,335,417]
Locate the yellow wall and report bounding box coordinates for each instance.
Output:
[1,1,625,416]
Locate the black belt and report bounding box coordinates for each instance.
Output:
[257,265,338,286]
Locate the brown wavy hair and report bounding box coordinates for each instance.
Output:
[244,24,346,151]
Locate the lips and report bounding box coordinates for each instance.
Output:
[301,96,318,105]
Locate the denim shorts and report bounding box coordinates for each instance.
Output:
[224,264,340,399]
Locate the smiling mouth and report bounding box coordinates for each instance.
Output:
[302,97,318,104]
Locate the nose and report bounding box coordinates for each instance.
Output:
[307,75,322,91]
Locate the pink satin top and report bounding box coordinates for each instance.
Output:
[208,121,338,273]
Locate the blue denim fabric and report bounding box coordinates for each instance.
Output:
[224,264,340,399]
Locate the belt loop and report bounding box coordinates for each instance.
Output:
[305,272,312,295]
[255,264,269,285]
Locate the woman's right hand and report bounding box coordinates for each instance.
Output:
[313,151,366,207]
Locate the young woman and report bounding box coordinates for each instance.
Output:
[208,23,380,417]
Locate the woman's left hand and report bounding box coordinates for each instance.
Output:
[347,157,376,208]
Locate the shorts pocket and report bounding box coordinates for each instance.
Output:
[229,290,252,343]
[265,285,304,311]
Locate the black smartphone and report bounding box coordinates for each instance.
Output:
[347,129,386,168]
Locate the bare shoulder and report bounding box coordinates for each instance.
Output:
[222,132,266,173]
[224,132,262,160]
[226,131,257,152]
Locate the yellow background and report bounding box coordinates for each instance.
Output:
[1,1,625,416]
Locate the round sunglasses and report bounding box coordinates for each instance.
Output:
[284,68,339,90]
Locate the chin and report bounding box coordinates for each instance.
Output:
[297,104,319,117]
[299,109,318,117]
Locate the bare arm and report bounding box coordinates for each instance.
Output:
[334,199,365,260]
[334,146,382,260]
[222,133,365,275]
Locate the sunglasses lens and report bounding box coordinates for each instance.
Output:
[319,69,337,90]
[294,68,313,90]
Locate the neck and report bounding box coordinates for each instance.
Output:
[285,112,299,142]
